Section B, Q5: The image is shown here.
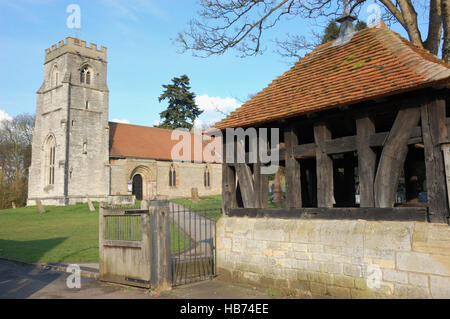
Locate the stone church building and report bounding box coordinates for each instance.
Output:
[27,37,221,206]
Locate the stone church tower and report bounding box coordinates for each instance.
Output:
[27,37,110,205]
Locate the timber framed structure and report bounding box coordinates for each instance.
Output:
[215,22,450,225]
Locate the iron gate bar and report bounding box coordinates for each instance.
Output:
[169,201,218,286]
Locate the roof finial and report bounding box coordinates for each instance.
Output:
[332,0,358,47]
[343,0,350,15]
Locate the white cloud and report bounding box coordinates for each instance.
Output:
[195,94,241,128]
[0,109,12,125]
[195,94,241,115]
[153,119,161,127]
[111,118,130,124]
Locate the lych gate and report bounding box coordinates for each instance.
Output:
[216,21,450,224]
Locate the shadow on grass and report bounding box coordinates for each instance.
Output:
[0,238,70,299]
[0,238,68,263]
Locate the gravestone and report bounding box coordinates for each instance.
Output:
[11,202,16,209]
[87,198,96,212]
[191,187,199,202]
[36,200,45,214]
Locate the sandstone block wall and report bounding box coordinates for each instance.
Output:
[216,217,450,298]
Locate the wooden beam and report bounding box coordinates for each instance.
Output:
[314,122,334,208]
[293,143,315,159]
[228,207,426,222]
[369,126,423,147]
[284,126,302,208]
[356,114,376,207]
[235,163,256,208]
[374,106,421,208]
[325,135,357,154]
[222,139,237,215]
[421,98,449,223]
[290,125,426,160]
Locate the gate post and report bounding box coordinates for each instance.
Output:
[149,199,172,290]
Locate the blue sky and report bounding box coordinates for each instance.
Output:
[0,0,428,128]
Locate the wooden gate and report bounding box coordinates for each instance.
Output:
[99,205,151,288]
[99,201,172,289]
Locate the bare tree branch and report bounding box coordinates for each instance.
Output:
[178,0,449,60]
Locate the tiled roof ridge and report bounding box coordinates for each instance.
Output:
[109,121,184,133]
[371,26,450,81]
[213,22,449,129]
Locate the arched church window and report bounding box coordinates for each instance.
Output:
[169,164,177,187]
[46,135,56,185]
[204,165,211,188]
[80,65,92,85]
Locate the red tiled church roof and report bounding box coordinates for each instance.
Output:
[214,22,450,130]
[109,122,220,162]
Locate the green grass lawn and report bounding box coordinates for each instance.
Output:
[0,203,189,263]
[170,194,284,220]
[170,195,222,221]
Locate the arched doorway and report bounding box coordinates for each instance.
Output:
[132,174,143,200]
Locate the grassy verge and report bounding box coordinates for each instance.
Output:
[170,194,284,219]
[170,195,222,221]
[0,203,189,263]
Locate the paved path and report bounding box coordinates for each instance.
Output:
[169,203,216,258]
[0,261,277,299]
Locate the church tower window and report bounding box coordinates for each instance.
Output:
[80,66,92,85]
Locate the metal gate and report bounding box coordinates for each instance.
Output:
[169,202,219,286]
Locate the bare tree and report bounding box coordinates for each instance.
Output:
[0,114,34,208]
[178,0,450,62]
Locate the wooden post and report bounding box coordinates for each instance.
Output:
[222,163,237,215]
[222,136,237,215]
[314,122,334,208]
[98,203,105,278]
[284,126,302,208]
[441,144,450,215]
[150,200,172,290]
[235,163,256,208]
[374,106,421,208]
[356,114,376,207]
[421,98,449,223]
[344,152,356,206]
[253,162,268,208]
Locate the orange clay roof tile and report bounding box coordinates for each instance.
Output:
[213,23,450,130]
[109,122,220,163]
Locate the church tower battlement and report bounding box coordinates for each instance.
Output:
[27,37,110,205]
